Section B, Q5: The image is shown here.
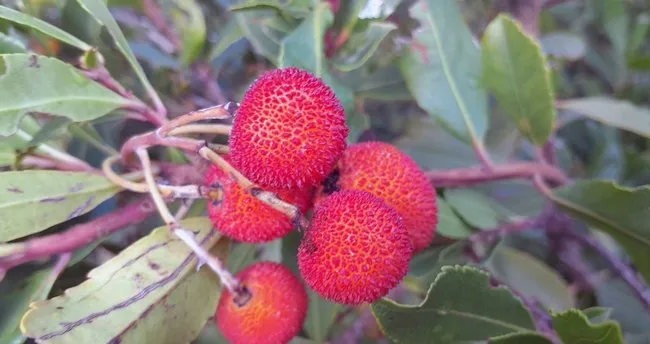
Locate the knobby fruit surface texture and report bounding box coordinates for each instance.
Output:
[205,163,313,243]
[216,261,309,344]
[323,141,438,253]
[298,190,413,305]
[229,67,349,189]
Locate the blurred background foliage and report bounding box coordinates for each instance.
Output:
[0,0,650,343]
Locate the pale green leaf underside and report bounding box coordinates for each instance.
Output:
[331,21,396,72]
[371,265,536,344]
[169,0,206,66]
[481,14,556,146]
[0,5,91,51]
[0,54,131,136]
[551,180,650,282]
[558,97,650,139]
[21,217,224,344]
[398,0,487,143]
[0,170,121,242]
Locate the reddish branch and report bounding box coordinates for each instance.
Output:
[0,197,156,270]
[426,162,568,187]
[142,0,181,52]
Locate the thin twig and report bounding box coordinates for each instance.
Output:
[426,162,568,187]
[102,155,212,199]
[135,148,242,294]
[198,146,308,230]
[561,227,650,313]
[168,124,232,137]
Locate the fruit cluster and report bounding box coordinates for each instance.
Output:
[207,67,438,344]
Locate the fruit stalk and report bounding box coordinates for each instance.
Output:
[135,148,243,294]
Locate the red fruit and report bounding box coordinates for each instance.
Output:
[322,141,438,253]
[298,190,413,305]
[229,67,349,189]
[205,163,313,243]
[216,262,308,344]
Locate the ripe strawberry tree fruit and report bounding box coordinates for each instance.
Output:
[216,262,309,344]
[228,67,349,189]
[297,190,413,305]
[319,141,439,253]
[204,162,314,243]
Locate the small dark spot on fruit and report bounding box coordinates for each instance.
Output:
[149,262,160,270]
[56,306,64,310]
[249,187,263,196]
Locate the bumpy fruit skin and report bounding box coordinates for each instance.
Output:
[205,164,313,243]
[229,67,349,189]
[216,262,308,344]
[324,141,438,253]
[298,190,413,305]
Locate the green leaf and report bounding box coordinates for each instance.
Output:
[227,243,256,274]
[0,5,91,51]
[345,65,412,101]
[436,196,473,239]
[21,217,226,344]
[331,22,396,72]
[398,0,487,142]
[582,307,613,324]
[444,189,502,230]
[490,332,552,344]
[557,97,650,139]
[168,0,206,66]
[551,309,624,344]
[278,2,355,114]
[540,31,586,61]
[0,32,26,54]
[481,14,556,146]
[0,147,14,167]
[0,54,131,136]
[279,2,332,77]
[208,17,244,62]
[0,264,60,344]
[28,117,71,147]
[230,0,312,17]
[234,8,287,64]
[596,279,650,333]
[0,170,120,242]
[74,0,161,109]
[408,241,469,289]
[371,265,536,343]
[484,246,575,312]
[393,116,477,171]
[550,180,650,282]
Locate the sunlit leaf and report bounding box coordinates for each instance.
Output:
[21,217,227,344]
[0,54,131,136]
